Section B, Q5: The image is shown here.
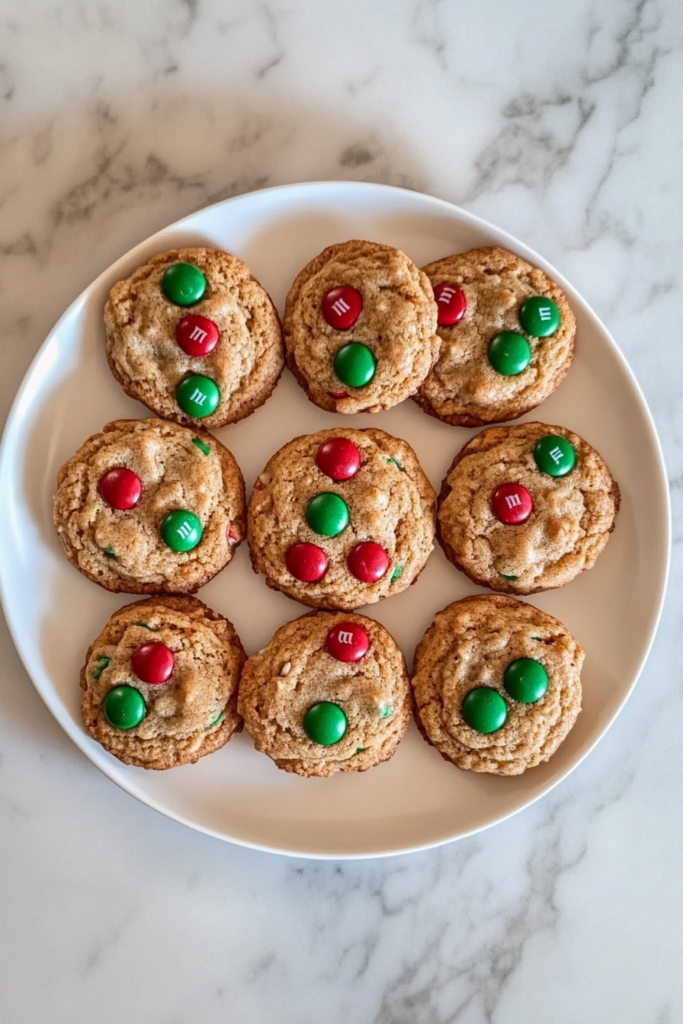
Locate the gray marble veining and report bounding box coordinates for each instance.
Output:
[1,0,682,1021]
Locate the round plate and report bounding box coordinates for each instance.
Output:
[0,182,670,859]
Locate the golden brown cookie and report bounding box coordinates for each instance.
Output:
[238,610,411,777]
[248,428,436,610]
[104,247,283,428]
[283,240,439,414]
[80,595,244,769]
[437,422,619,595]
[411,595,583,775]
[415,246,576,426]
[53,418,245,594]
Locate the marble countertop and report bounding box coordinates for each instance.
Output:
[1,0,682,1020]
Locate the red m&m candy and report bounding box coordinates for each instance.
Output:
[433,282,467,326]
[326,622,370,662]
[176,314,219,357]
[286,543,328,582]
[99,468,142,510]
[348,542,389,583]
[322,287,362,330]
[131,642,174,684]
[491,482,534,525]
[316,438,361,481]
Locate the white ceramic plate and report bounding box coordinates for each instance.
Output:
[0,182,670,859]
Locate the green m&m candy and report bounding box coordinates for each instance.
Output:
[488,332,531,376]
[103,685,146,730]
[504,658,548,704]
[304,702,347,745]
[519,296,561,337]
[334,343,376,388]
[161,263,206,306]
[306,493,349,537]
[462,687,507,734]
[176,375,220,418]
[533,435,576,477]
[160,509,202,552]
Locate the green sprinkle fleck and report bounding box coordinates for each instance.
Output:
[531,636,542,641]
[386,457,405,471]
[136,622,155,631]
[209,710,224,727]
[500,573,518,581]
[92,656,111,680]
[102,546,117,560]
[380,705,392,719]
[192,437,211,456]
[355,747,367,754]
[391,564,404,582]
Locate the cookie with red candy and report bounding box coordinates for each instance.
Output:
[437,422,620,594]
[53,418,245,594]
[283,240,439,414]
[238,610,411,777]
[247,428,436,610]
[81,595,245,769]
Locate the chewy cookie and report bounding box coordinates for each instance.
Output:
[81,596,245,769]
[283,240,439,414]
[54,418,245,594]
[415,246,576,426]
[104,247,283,428]
[437,422,619,594]
[411,595,584,775]
[248,428,436,610]
[238,611,411,777]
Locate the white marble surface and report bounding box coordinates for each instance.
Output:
[1,0,682,1020]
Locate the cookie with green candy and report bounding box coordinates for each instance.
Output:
[283,239,439,414]
[247,427,436,611]
[238,611,411,777]
[411,595,584,775]
[437,421,620,595]
[81,595,245,770]
[53,418,245,594]
[104,246,283,428]
[415,246,576,426]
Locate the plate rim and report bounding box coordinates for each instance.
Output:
[0,180,672,859]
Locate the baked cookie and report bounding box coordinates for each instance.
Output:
[415,246,576,426]
[104,247,283,428]
[437,422,620,594]
[283,240,439,414]
[81,595,245,769]
[248,428,436,610]
[54,418,245,594]
[238,611,411,777]
[411,595,583,775]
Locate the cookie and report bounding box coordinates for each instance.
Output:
[104,247,283,428]
[238,610,411,777]
[283,240,439,414]
[415,246,576,426]
[437,422,620,594]
[411,595,583,775]
[248,428,436,610]
[80,595,245,769]
[54,418,245,594]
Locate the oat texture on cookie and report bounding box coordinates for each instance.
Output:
[104,247,284,428]
[416,246,576,426]
[437,422,620,595]
[283,240,440,414]
[411,595,584,775]
[81,595,245,769]
[53,418,245,594]
[247,427,436,610]
[238,611,411,777]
